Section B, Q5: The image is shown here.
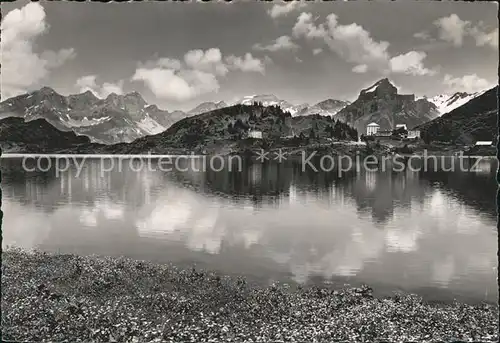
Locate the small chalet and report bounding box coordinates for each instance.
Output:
[407,130,421,139]
[248,130,263,139]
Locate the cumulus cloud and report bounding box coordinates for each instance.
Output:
[293,12,436,77]
[0,3,76,99]
[132,67,219,102]
[292,12,327,39]
[268,1,307,19]
[427,14,498,49]
[132,49,265,102]
[225,53,265,74]
[434,14,469,47]
[413,31,434,41]
[352,64,368,73]
[389,51,436,76]
[253,35,299,52]
[443,73,493,93]
[184,48,229,76]
[293,12,392,73]
[76,75,124,98]
[155,57,183,70]
[469,26,498,49]
[40,48,76,68]
[312,48,323,55]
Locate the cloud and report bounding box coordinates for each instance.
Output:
[253,35,299,52]
[443,73,493,93]
[434,14,469,47]
[268,1,307,19]
[292,12,327,39]
[40,48,76,68]
[0,3,76,100]
[75,75,124,98]
[469,26,498,49]
[312,48,323,55]
[389,51,436,76]
[132,49,265,101]
[225,53,265,74]
[429,14,497,49]
[132,67,219,102]
[293,13,391,73]
[184,48,229,76]
[352,64,368,73]
[293,12,436,77]
[413,31,436,42]
[156,57,183,70]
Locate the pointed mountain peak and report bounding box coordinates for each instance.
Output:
[145,104,160,111]
[106,92,119,100]
[361,78,398,96]
[124,91,144,100]
[82,90,96,97]
[74,90,99,102]
[38,86,58,95]
[124,91,147,106]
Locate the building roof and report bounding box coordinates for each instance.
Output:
[395,124,407,128]
[367,122,380,127]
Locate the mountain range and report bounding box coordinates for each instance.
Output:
[418,85,498,145]
[422,90,490,115]
[233,94,350,117]
[0,88,175,144]
[93,103,359,155]
[334,78,442,133]
[0,89,352,144]
[0,78,494,150]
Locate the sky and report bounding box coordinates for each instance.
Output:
[1,0,498,111]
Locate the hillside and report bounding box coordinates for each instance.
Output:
[296,99,350,117]
[188,101,228,115]
[336,78,439,132]
[418,86,498,145]
[424,90,488,116]
[100,103,359,154]
[0,117,98,153]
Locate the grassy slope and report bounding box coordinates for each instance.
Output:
[418,86,498,145]
[97,104,359,155]
[1,249,498,342]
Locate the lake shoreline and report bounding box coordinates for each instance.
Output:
[1,140,496,159]
[2,248,498,342]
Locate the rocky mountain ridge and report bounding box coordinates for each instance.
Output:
[335,78,440,132]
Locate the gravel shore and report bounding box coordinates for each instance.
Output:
[1,248,498,342]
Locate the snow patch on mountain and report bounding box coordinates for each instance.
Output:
[235,94,300,115]
[425,90,488,115]
[136,114,166,135]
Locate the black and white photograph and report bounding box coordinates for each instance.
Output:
[0,0,498,341]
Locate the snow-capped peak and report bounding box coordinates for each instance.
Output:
[425,89,488,115]
[234,94,300,115]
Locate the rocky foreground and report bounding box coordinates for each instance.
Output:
[1,248,498,342]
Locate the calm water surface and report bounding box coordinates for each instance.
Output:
[1,156,497,303]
